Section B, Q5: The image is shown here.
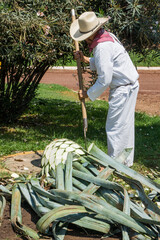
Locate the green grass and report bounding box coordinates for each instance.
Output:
[0,84,160,175]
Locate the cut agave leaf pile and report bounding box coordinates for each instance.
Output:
[0,139,160,240]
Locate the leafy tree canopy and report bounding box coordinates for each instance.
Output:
[0,0,82,66]
[82,0,160,54]
[0,0,82,122]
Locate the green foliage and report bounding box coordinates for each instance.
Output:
[81,0,160,54]
[0,0,83,123]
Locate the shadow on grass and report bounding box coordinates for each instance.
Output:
[0,97,160,170]
[135,112,160,169]
[20,98,108,148]
[0,98,108,156]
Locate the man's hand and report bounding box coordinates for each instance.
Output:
[78,90,88,100]
[74,51,89,64]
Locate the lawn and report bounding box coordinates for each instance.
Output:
[0,84,160,177]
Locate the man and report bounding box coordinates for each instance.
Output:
[70,12,139,167]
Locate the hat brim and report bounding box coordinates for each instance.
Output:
[70,17,109,42]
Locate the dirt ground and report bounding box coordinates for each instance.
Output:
[1,68,160,240]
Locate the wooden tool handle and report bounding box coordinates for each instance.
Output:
[71,9,88,130]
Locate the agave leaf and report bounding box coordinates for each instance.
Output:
[75,149,85,155]
[65,152,73,191]
[50,163,56,171]
[73,161,91,174]
[44,164,50,177]
[67,214,110,233]
[44,156,49,166]
[20,182,48,217]
[62,151,68,163]
[0,185,12,195]
[84,191,160,234]
[66,146,75,152]
[83,161,100,175]
[37,194,62,209]
[72,169,122,192]
[59,143,69,149]
[75,150,132,197]
[30,179,73,206]
[18,183,40,216]
[116,173,160,222]
[123,188,131,216]
[41,155,45,166]
[36,205,90,233]
[45,145,54,159]
[81,148,132,194]
[148,190,158,201]
[41,166,45,176]
[57,212,111,234]
[121,188,131,240]
[49,168,56,178]
[11,184,39,239]
[52,221,68,240]
[71,143,82,149]
[82,167,111,194]
[0,195,6,226]
[55,158,62,166]
[27,183,50,216]
[121,227,130,240]
[11,184,22,224]
[50,147,58,155]
[53,189,156,237]
[100,188,159,224]
[56,149,65,161]
[55,141,63,147]
[88,143,160,193]
[72,177,88,191]
[82,217,110,233]
[16,223,40,240]
[48,154,56,166]
[56,163,65,190]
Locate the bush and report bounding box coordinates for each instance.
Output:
[0,0,82,122]
[82,0,160,54]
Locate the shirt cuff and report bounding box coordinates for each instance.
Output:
[87,88,97,101]
[89,57,96,71]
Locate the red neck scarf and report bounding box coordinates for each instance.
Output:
[89,28,114,52]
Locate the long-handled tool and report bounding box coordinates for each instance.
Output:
[71,9,88,149]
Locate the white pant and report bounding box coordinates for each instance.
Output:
[106,81,139,167]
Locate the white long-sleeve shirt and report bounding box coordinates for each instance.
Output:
[87,37,139,101]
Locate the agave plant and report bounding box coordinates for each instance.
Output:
[41,138,86,176]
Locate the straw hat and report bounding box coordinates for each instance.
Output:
[70,12,109,41]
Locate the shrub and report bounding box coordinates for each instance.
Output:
[0,0,82,122]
